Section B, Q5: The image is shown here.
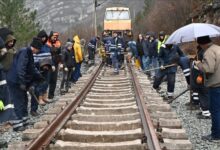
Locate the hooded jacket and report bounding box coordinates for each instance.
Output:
[73,35,83,63]
[0,34,16,72]
[159,44,184,73]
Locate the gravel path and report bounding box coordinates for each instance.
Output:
[159,72,220,150]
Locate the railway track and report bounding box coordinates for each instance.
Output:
[8,62,192,150]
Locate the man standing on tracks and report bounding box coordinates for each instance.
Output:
[194,35,220,142]
[153,44,184,100]
[87,36,100,66]
[109,32,123,74]
[47,31,62,99]
[7,37,44,131]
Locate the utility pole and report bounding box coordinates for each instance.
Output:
[94,0,98,36]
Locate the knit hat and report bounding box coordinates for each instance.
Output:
[197,36,211,45]
[159,31,165,36]
[31,37,43,50]
[65,42,73,48]
[0,37,5,49]
[37,30,48,39]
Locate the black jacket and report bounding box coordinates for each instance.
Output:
[148,40,158,58]
[61,49,75,68]
[136,39,145,57]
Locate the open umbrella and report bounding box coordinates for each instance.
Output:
[165,23,220,44]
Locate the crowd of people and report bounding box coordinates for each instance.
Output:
[0,27,219,142]
[101,31,220,142]
[0,28,84,131]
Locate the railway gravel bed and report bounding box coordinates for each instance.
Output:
[6,64,193,150]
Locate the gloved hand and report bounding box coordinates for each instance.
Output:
[64,67,68,72]
[52,66,56,72]
[19,84,27,91]
[59,64,64,69]
[28,86,35,95]
[0,48,7,56]
[193,61,200,70]
[160,65,166,70]
[0,100,4,111]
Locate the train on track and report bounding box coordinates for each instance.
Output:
[104,7,132,37]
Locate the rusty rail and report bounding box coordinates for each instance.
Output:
[128,63,161,150]
[26,62,104,150]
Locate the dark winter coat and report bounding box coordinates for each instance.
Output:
[136,39,145,57]
[109,37,123,53]
[62,48,75,68]
[7,47,41,87]
[33,44,52,69]
[88,37,97,50]
[103,36,112,52]
[143,39,150,56]
[159,44,184,73]
[148,40,158,58]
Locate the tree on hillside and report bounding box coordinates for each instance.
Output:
[0,0,40,47]
[143,0,155,14]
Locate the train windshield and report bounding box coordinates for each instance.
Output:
[105,10,130,20]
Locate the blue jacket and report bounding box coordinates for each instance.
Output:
[127,41,138,58]
[88,37,97,50]
[109,37,123,53]
[103,36,112,52]
[33,44,52,68]
[159,44,184,73]
[7,47,41,86]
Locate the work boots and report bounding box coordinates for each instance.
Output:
[38,96,46,106]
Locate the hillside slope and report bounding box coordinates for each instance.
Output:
[26,0,145,32]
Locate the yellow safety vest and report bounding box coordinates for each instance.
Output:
[157,35,168,53]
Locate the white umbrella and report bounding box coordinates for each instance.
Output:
[165,23,220,44]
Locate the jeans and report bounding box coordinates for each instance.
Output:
[150,57,159,77]
[111,52,119,72]
[209,87,220,138]
[142,56,150,71]
[72,63,81,82]
[60,69,73,90]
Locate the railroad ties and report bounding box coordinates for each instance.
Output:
[8,63,192,150]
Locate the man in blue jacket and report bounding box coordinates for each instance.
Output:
[7,37,44,131]
[88,36,100,65]
[153,44,184,100]
[109,32,123,74]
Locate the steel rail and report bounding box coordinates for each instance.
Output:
[26,62,104,150]
[128,63,161,150]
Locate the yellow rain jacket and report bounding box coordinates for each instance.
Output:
[73,35,83,63]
